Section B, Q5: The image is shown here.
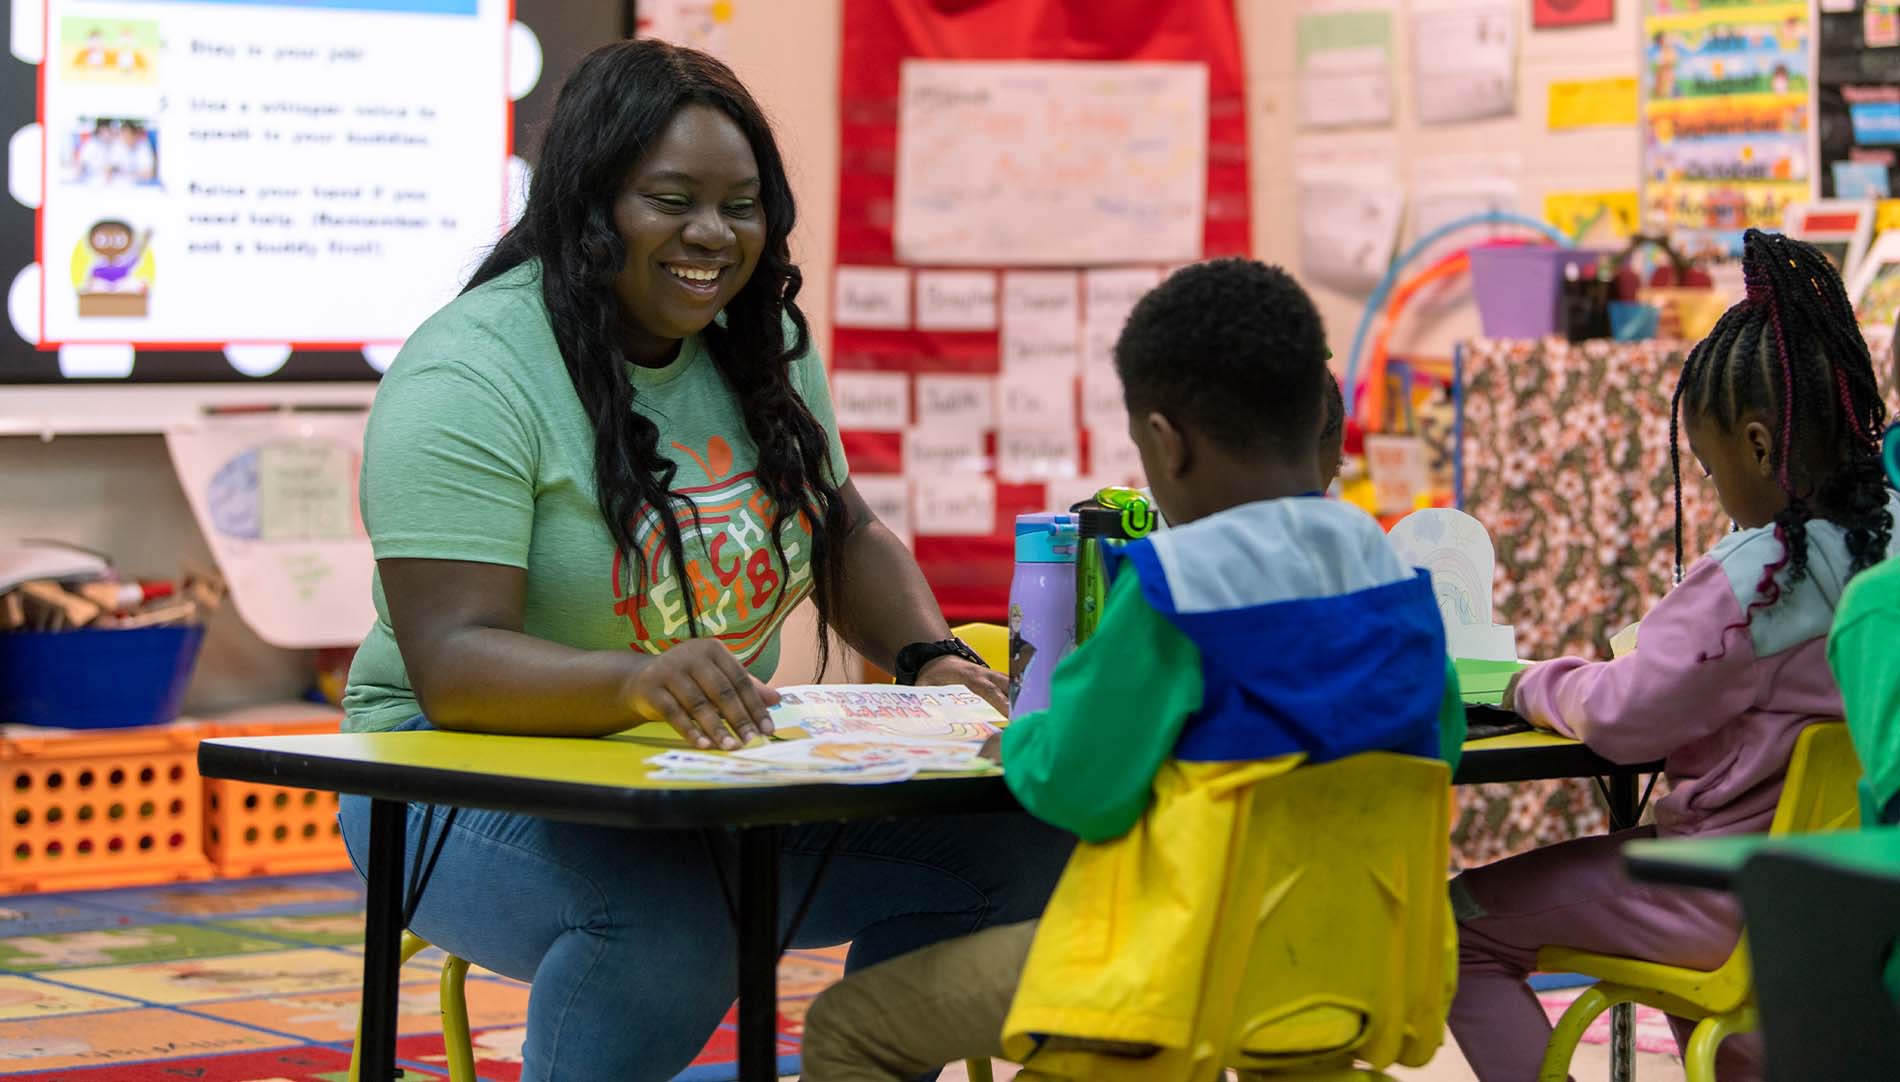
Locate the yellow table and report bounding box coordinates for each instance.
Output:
[199,719,1660,1082]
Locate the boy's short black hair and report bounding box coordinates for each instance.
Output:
[1115,259,1329,461]
[1320,370,1344,449]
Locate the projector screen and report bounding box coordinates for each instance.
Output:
[1,0,630,387]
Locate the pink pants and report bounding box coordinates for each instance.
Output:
[1449,827,1763,1082]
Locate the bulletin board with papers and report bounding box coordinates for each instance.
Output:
[835,0,1250,620]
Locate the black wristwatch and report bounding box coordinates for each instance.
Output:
[892,638,986,685]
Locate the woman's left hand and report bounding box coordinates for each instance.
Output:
[916,655,1009,715]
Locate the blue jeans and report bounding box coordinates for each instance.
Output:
[337,718,1072,1081]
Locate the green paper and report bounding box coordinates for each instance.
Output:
[1454,657,1531,706]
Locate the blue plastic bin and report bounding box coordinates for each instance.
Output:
[0,626,206,728]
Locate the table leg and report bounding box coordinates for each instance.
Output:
[1608,775,1640,1082]
[360,798,407,1082]
[737,826,781,1082]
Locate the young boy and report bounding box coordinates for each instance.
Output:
[799,260,1465,1081]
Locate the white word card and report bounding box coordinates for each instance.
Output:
[1001,271,1080,372]
[997,371,1076,430]
[834,266,912,329]
[1084,267,1162,329]
[1091,426,1146,483]
[1081,366,1126,428]
[913,475,996,536]
[916,374,996,429]
[904,427,987,475]
[915,271,998,331]
[998,428,1081,483]
[831,371,910,430]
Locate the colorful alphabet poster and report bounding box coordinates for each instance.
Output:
[1641,1,1812,259]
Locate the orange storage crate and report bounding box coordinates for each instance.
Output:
[0,723,213,893]
[204,710,349,878]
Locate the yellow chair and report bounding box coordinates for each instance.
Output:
[1537,721,1862,1082]
[347,931,476,1082]
[953,622,1010,673]
[1006,753,1454,1082]
[1216,753,1455,1081]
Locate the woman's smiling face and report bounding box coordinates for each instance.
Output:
[611,104,766,363]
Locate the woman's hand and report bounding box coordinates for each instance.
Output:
[623,639,781,750]
[915,655,1009,715]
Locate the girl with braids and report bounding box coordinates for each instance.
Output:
[336,41,1069,1082]
[1451,229,1900,1082]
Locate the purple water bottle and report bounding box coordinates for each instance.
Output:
[1008,512,1078,718]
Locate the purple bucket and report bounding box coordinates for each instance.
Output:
[1468,247,1598,339]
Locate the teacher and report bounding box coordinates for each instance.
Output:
[338,40,1070,1082]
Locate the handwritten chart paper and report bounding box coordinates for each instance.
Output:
[894,60,1208,265]
[1411,2,1516,125]
[1296,2,1396,130]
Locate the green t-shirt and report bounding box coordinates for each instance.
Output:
[1828,555,1900,825]
[343,261,849,733]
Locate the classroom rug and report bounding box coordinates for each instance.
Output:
[0,872,830,1080]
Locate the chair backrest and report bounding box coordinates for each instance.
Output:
[952,622,1009,673]
[1768,722,1862,836]
[1740,850,1900,1079]
[1196,752,1454,1074]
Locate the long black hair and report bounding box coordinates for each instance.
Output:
[466,39,848,671]
[1670,229,1893,643]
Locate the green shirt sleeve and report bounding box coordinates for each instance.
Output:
[1438,656,1466,772]
[1828,560,1900,824]
[361,360,538,568]
[1001,570,1202,843]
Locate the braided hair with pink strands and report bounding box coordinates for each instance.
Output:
[1669,229,1894,652]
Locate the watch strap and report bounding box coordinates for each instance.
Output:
[893,637,985,685]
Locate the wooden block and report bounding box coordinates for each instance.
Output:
[19,581,101,628]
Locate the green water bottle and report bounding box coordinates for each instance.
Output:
[1072,486,1156,645]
